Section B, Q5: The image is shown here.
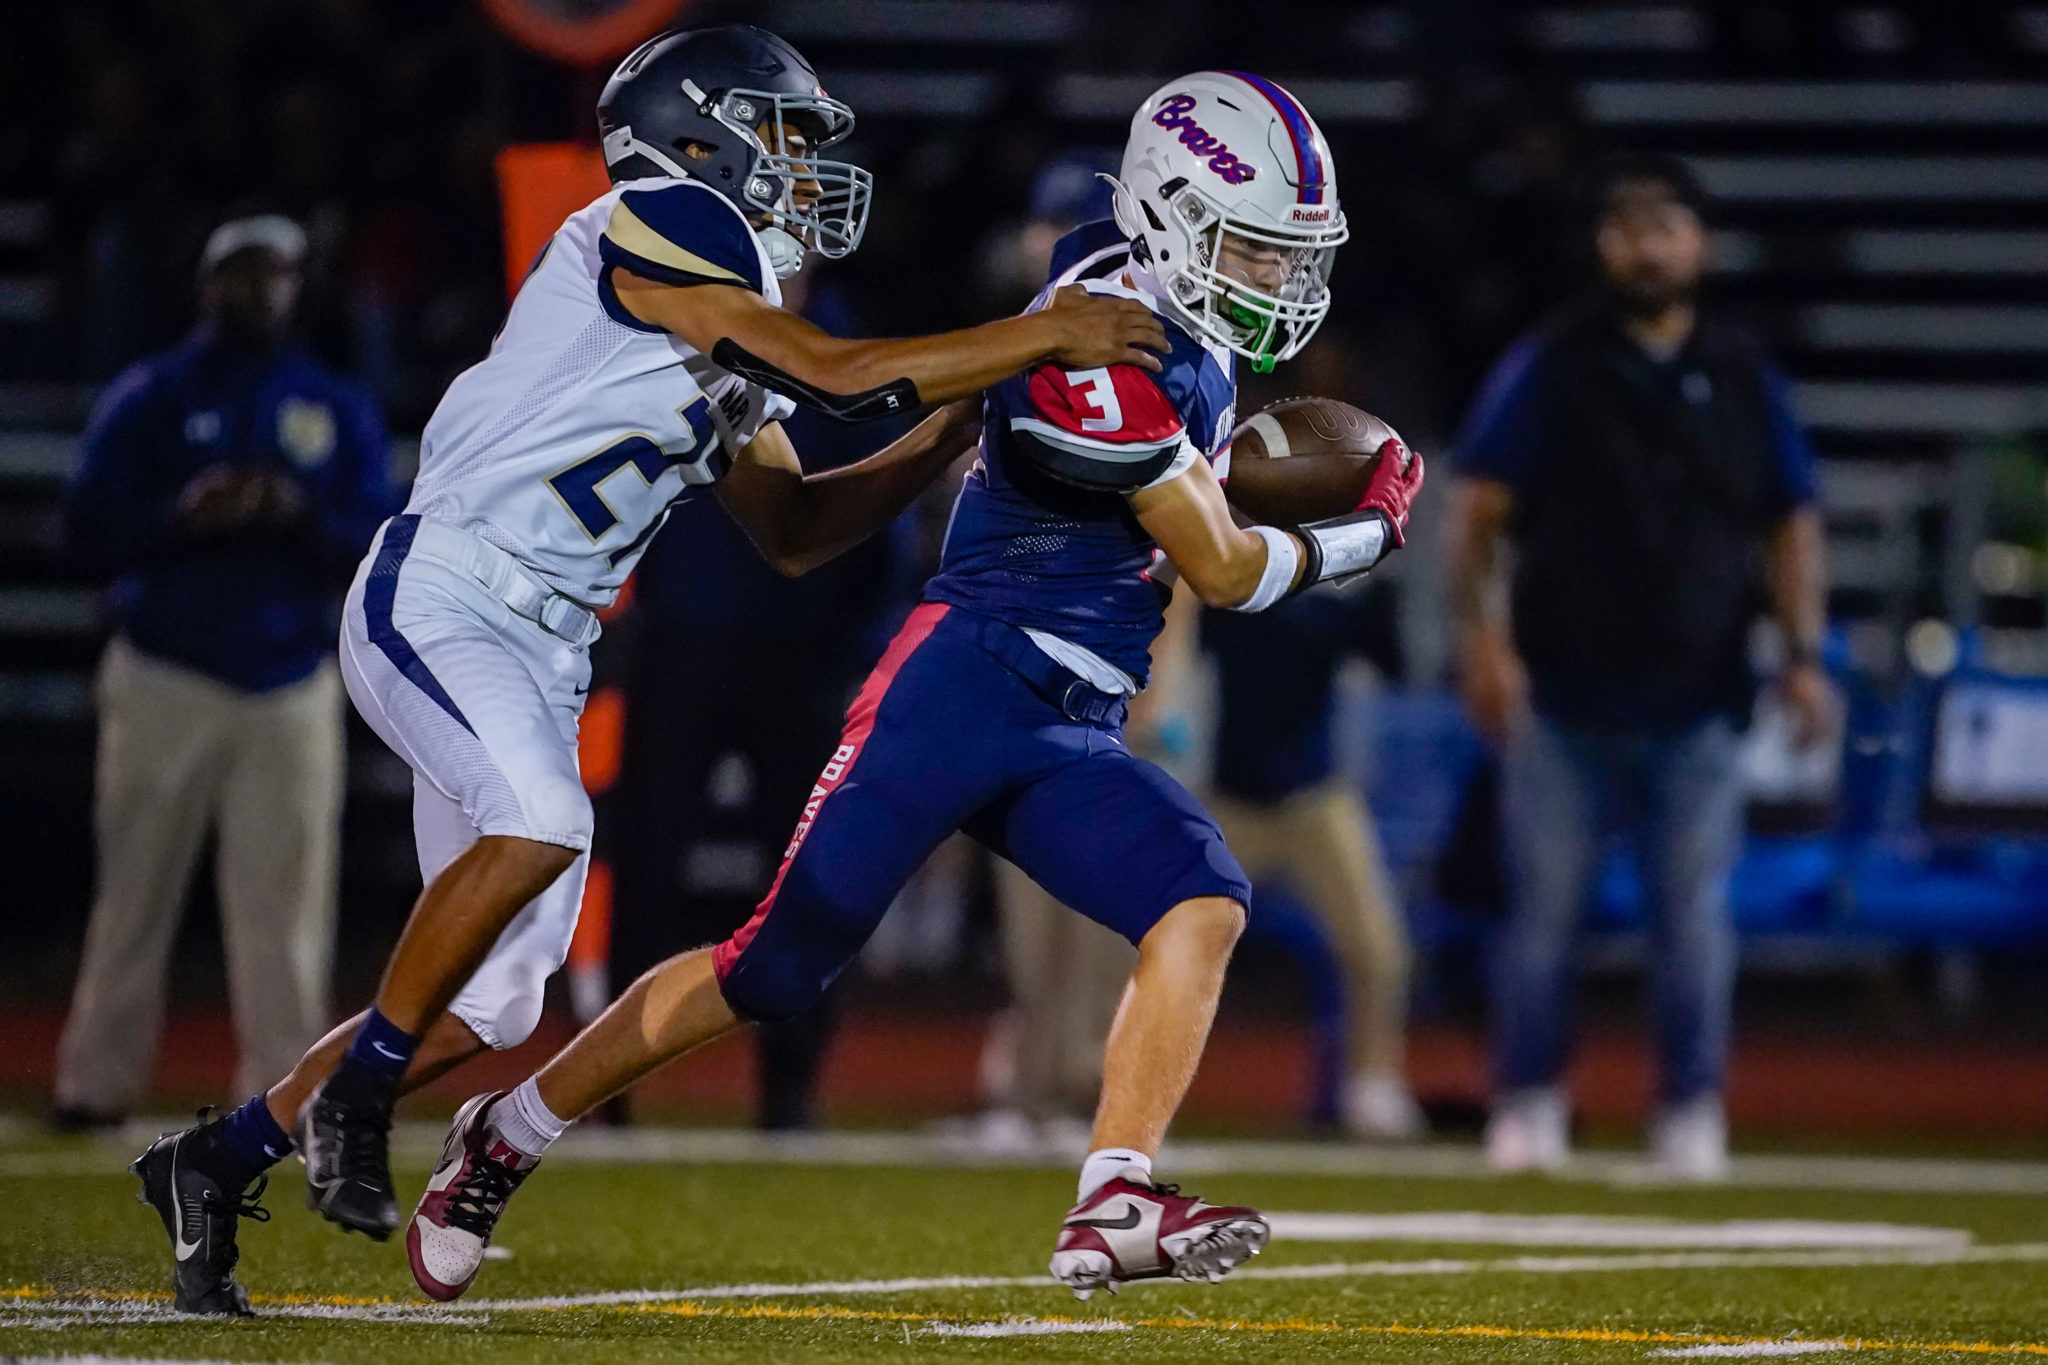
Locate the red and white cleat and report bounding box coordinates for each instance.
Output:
[406,1092,537,1301]
[1049,1176,1269,1300]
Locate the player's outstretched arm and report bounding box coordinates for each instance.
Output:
[1132,445,1425,611]
[1132,461,1306,608]
[717,399,982,577]
[612,272,1167,416]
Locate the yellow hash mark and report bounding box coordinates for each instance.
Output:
[9,1283,2048,1356]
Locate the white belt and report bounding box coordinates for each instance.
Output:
[405,518,602,648]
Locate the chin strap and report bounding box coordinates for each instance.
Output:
[756,227,806,280]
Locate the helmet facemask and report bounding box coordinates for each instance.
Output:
[1164,184,1343,372]
[705,85,872,262]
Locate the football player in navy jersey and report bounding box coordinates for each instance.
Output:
[126,24,1166,1318]
[417,73,1424,1302]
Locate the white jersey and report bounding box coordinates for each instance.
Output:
[407,176,796,607]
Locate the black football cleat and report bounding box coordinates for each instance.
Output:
[301,1062,400,1239]
[131,1115,270,1316]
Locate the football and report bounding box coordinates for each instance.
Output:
[1225,397,1408,526]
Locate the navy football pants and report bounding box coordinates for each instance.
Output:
[713,603,1252,1022]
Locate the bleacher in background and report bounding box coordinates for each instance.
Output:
[4,3,2048,980]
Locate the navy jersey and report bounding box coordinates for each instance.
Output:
[66,329,397,691]
[923,221,1236,685]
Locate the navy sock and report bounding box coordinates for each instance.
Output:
[216,1094,292,1182]
[342,1008,420,1082]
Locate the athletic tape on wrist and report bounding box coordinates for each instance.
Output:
[1232,524,1300,612]
[1303,512,1390,582]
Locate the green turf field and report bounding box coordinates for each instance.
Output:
[4,1120,2046,1362]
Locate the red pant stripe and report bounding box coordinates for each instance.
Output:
[712,603,951,981]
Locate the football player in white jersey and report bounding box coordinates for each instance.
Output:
[129,23,1166,1316]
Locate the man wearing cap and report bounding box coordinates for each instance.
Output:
[52,215,398,1129]
[1447,155,1830,1179]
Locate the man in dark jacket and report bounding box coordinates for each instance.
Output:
[1447,156,1829,1178]
[53,215,397,1128]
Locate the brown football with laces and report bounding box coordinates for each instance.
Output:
[1225,397,1410,526]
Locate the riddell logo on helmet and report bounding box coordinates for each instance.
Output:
[1152,95,1257,185]
[1290,206,1334,223]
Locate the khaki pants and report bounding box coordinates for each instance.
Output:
[987,860,1136,1121]
[55,638,343,1113]
[1209,780,1412,1078]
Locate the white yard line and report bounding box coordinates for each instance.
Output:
[12,1124,2048,1196]
[11,1242,2046,1330]
[1652,1344,1852,1358]
[466,1275,1037,1310]
[1264,1212,1969,1249]
[925,1318,1133,1337]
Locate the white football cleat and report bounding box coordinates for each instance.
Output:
[406,1092,538,1301]
[1049,1177,1269,1301]
[1650,1093,1730,1182]
[1342,1072,1428,1142]
[1485,1086,1571,1173]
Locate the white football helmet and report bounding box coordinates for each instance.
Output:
[1110,72,1347,371]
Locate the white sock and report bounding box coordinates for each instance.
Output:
[488,1078,570,1159]
[1078,1148,1152,1201]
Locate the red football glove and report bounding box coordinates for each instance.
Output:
[1354,439,1425,547]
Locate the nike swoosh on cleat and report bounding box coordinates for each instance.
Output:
[1065,1205,1142,1231]
[170,1147,202,1262]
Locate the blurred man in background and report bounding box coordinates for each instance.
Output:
[1204,584,1424,1141]
[53,215,395,1130]
[1448,155,1828,1179]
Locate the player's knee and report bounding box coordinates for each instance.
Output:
[495,777,593,855]
[454,973,546,1050]
[718,958,830,1024]
[490,988,546,1048]
[1149,895,1247,963]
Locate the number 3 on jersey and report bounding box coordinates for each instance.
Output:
[547,395,722,542]
[1066,367,1124,432]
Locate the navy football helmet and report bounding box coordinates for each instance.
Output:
[597,25,870,275]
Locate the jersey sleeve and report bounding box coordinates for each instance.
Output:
[1007,361,1196,492]
[1758,360,1818,513]
[1453,332,1550,490]
[600,183,766,294]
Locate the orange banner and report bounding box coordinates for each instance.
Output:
[495,142,611,300]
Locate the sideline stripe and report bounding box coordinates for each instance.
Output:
[11,1242,2048,1315]
[11,1242,2048,1319]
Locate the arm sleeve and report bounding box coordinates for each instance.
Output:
[1758,360,1819,513]
[599,184,765,294]
[1453,334,1550,490]
[1008,361,1192,492]
[62,369,179,575]
[313,384,400,563]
